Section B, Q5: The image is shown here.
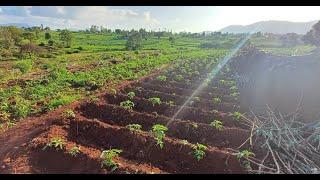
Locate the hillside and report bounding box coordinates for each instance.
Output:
[219,20,318,34]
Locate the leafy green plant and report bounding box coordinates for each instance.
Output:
[210,120,223,131]
[212,97,222,104]
[151,124,168,149]
[174,74,184,81]
[148,97,161,106]
[181,140,189,145]
[62,109,76,119]
[167,100,175,107]
[157,75,167,82]
[7,120,16,129]
[120,100,135,110]
[126,124,142,132]
[43,137,65,150]
[230,86,238,92]
[127,92,135,99]
[235,150,255,170]
[69,146,81,157]
[233,111,243,121]
[110,88,117,97]
[193,97,200,102]
[191,122,198,129]
[192,143,207,161]
[100,149,123,171]
[230,92,239,98]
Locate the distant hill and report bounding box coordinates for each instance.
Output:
[219,20,318,34]
[0,23,32,28]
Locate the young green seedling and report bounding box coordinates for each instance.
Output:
[62,109,76,119]
[167,100,175,107]
[43,137,66,151]
[126,124,142,132]
[151,124,168,149]
[174,75,184,82]
[148,97,161,106]
[100,149,123,171]
[69,146,81,157]
[233,111,243,121]
[157,75,167,82]
[212,97,222,104]
[7,120,16,129]
[120,100,135,111]
[127,92,135,99]
[192,143,207,161]
[210,120,223,131]
[235,150,255,170]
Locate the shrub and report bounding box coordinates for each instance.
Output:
[157,75,167,82]
[14,60,33,74]
[127,92,135,99]
[212,97,222,104]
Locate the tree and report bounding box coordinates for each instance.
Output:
[126,31,142,51]
[45,32,51,40]
[169,36,175,44]
[280,33,301,47]
[302,21,320,46]
[59,29,72,47]
[0,28,15,49]
[115,29,121,34]
[22,32,36,43]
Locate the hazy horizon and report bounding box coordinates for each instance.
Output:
[1,6,320,32]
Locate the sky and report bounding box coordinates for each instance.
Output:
[0,6,320,32]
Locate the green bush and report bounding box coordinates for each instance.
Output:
[14,59,33,74]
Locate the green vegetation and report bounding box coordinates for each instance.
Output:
[127,92,135,99]
[192,143,207,161]
[43,137,66,150]
[233,111,243,121]
[120,100,135,111]
[210,120,223,131]
[157,75,167,82]
[100,149,123,171]
[69,146,81,157]
[151,124,168,149]
[62,109,76,119]
[148,97,161,106]
[212,97,222,104]
[126,124,142,132]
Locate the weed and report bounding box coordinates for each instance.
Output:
[151,124,168,149]
[120,100,134,110]
[69,146,81,157]
[127,92,135,99]
[148,97,161,106]
[192,143,207,161]
[126,124,142,132]
[181,140,189,145]
[210,120,223,131]
[100,149,122,171]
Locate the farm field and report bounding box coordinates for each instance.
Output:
[1,14,320,174]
